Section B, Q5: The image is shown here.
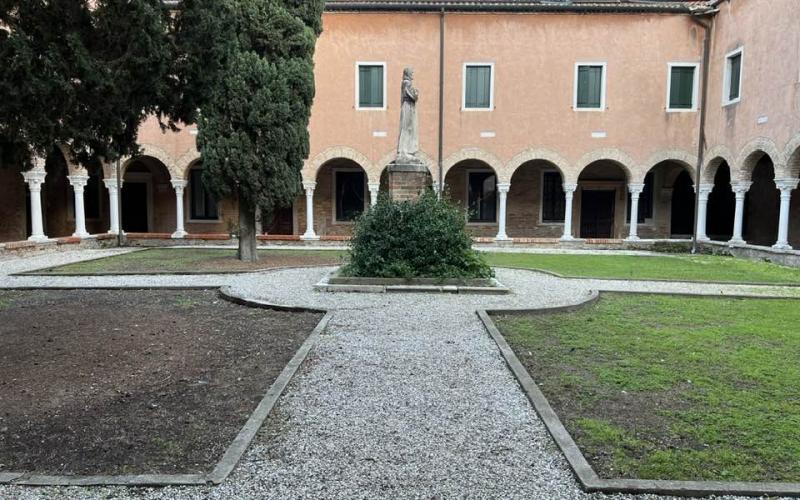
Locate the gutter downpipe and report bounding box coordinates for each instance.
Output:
[690,11,714,254]
[437,7,445,197]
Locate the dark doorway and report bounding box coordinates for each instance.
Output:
[706,163,734,241]
[744,157,779,246]
[671,171,695,237]
[122,182,148,232]
[580,189,615,238]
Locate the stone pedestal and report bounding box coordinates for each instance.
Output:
[387,160,431,202]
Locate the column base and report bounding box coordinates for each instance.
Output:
[559,235,576,242]
[171,231,188,239]
[696,236,710,243]
[772,243,792,251]
[72,231,91,239]
[624,236,640,242]
[27,235,50,243]
[494,235,511,243]
[727,238,745,247]
[300,233,320,241]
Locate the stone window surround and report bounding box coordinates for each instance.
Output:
[666,61,700,112]
[331,166,368,224]
[461,62,495,112]
[355,61,387,111]
[186,165,222,224]
[722,46,744,107]
[573,61,607,112]
[465,168,498,225]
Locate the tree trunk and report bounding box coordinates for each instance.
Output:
[238,199,258,262]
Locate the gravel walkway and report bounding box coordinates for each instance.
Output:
[0,251,797,499]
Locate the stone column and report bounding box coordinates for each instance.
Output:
[22,167,48,242]
[695,184,713,242]
[104,178,123,235]
[626,183,645,241]
[495,182,511,242]
[67,174,90,238]
[728,181,751,246]
[773,179,798,250]
[301,181,319,240]
[368,181,380,207]
[560,183,578,241]
[432,180,441,199]
[171,179,188,239]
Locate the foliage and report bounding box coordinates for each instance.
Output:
[343,191,493,279]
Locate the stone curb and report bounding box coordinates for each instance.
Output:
[14,263,341,277]
[478,292,800,498]
[0,289,331,487]
[314,274,511,294]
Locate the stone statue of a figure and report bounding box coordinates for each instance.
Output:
[396,67,419,164]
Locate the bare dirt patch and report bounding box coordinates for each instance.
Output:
[0,289,322,476]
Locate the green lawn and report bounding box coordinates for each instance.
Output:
[485,252,800,284]
[495,294,800,482]
[34,248,346,274]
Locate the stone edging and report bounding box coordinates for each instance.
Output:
[477,292,800,498]
[0,287,331,487]
[314,272,510,294]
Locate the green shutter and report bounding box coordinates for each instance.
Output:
[359,65,383,108]
[669,66,695,109]
[465,65,491,108]
[577,65,602,109]
[728,53,741,101]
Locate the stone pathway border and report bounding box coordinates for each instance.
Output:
[478,291,800,499]
[0,287,332,487]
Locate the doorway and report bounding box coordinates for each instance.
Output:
[580,189,615,238]
[122,182,149,232]
[671,171,695,237]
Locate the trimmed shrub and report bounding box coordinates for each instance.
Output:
[342,190,493,279]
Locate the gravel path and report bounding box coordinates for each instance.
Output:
[0,251,797,499]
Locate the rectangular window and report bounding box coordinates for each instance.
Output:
[575,63,605,110]
[668,64,697,111]
[541,171,565,223]
[723,48,743,105]
[335,170,365,222]
[357,63,385,109]
[467,171,497,223]
[190,168,219,220]
[627,172,654,224]
[463,63,493,110]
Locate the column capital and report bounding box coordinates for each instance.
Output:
[731,181,751,196]
[695,183,714,197]
[367,181,380,191]
[22,168,47,190]
[563,182,578,194]
[497,182,511,193]
[171,179,188,191]
[628,182,645,196]
[775,178,799,193]
[103,178,122,190]
[67,174,89,189]
[302,180,317,192]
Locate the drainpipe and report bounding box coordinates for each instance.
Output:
[690,12,714,254]
[437,7,445,196]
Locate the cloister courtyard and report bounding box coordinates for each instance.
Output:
[1,246,800,499]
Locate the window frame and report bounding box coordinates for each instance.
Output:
[462,62,495,112]
[355,61,387,111]
[332,167,368,224]
[539,169,566,225]
[465,168,498,224]
[666,62,700,112]
[573,62,607,112]
[188,167,221,223]
[722,47,744,106]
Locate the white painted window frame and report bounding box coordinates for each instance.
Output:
[722,46,744,107]
[539,169,566,225]
[332,167,368,224]
[465,168,498,225]
[186,165,222,223]
[573,62,607,112]
[666,62,700,112]
[355,61,387,111]
[462,62,495,112]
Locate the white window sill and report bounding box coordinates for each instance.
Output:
[356,106,386,111]
[462,107,494,112]
[573,107,605,112]
[722,98,741,107]
[666,108,697,113]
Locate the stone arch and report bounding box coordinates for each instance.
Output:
[442,148,503,182]
[640,149,698,184]
[55,144,87,176]
[701,145,734,184]
[503,148,571,184]
[305,146,373,183]
[784,132,800,179]
[576,148,635,182]
[115,144,178,179]
[175,148,202,180]
[734,137,785,182]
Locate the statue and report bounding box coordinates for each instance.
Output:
[396,67,420,164]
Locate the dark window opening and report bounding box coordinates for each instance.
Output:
[190,168,219,220]
[468,171,497,223]
[542,171,565,223]
[336,170,365,221]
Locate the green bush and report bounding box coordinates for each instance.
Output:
[342,190,493,279]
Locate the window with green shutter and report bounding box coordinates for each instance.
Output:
[726,51,742,102]
[464,64,493,109]
[669,65,696,110]
[358,64,384,109]
[575,64,604,109]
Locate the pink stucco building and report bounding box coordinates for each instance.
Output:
[2,0,799,258]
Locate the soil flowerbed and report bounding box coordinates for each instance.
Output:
[493,294,800,482]
[0,289,322,476]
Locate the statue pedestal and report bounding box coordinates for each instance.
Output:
[387,159,431,202]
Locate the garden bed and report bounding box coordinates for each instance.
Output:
[316,271,509,294]
[0,289,322,476]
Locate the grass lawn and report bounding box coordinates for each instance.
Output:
[485,252,800,284]
[33,248,347,274]
[494,294,800,482]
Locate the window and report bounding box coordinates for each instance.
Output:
[667,63,698,111]
[723,48,743,105]
[463,63,494,110]
[627,172,654,224]
[574,63,606,110]
[335,170,365,222]
[190,168,219,220]
[467,171,497,223]
[541,171,565,223]
[356,62,385,109]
